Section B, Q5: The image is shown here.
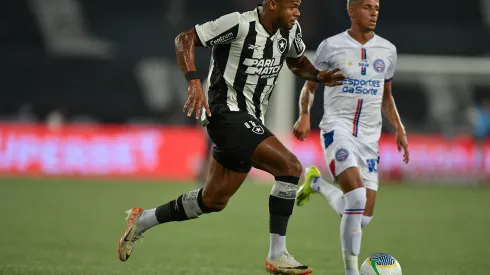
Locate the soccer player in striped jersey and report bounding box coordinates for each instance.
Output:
[117,0,345,274]
[293,0,410,274]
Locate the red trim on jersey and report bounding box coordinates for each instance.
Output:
[352,99,363,136]
[329,160,336,176]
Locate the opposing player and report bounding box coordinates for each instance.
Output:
[117,0,345,274]
[293,0,409,275]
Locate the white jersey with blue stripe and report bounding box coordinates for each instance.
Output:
[314,30,397,143]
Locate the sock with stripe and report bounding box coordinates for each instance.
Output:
[341,187,367,275]
[311,177,373,228]
[137,189,212,232]
[268,176,299,260]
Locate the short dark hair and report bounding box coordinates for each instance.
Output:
[347,0,363,9]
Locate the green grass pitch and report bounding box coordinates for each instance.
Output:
[0,178,489,274]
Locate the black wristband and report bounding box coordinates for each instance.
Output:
[185,71,199,82]
[314,69,321,83]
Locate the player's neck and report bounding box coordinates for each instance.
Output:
[258,7,276,35]
[348,27,374,45]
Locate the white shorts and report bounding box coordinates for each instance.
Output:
[320,130,380,191]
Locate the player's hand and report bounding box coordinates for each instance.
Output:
[317,68,346,87]
[396,129,409,164]
[183,79,212,120]
[293,114,311,141]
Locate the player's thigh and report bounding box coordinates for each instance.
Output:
[336,167,364,193]
[206,111,273,173]
[250,135,301,176]
[358,141,380,215]
[321,130,361,192]
[358,141,380,191]
[202,156,248,203]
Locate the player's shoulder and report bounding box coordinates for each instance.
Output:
[320,32,347,49]
[235,9,259,24]
[213,9,257,26]
[374,34,397,53]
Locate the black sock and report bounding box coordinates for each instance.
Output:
[155,189,212,223]
[269,176,299,235]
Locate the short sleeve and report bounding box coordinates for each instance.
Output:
[385,47,397,81]
[287,22,306,58]
[195,12,242,48]
[312,39,330,71]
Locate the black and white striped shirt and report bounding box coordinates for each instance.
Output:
[195,6,306,123]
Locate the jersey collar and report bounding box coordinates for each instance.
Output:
[344,30,377,47]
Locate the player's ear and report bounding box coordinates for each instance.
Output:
[347,7,355,19]
[268,0,278,12]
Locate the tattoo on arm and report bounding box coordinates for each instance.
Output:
[175,28,200,75]
[299,81,320,115]
[287,56,320,82]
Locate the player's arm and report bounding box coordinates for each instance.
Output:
[292,39,335,141]
[382,81,403,133]
[175,28,201,77]
[175,12,241,119]
[175,28,210,119]
[293,80,319,141]
[382,47,409,163]
[382,81,409,163]
[287,56,345,87]
[285,24,345,86]
[286,55,320,82]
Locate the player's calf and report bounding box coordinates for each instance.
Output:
[335,167,366,275]
[139,188,214,232]
[201,186,233,212]
[138,185,235,231]
[251,137,305,262]
[341,187,367,275]
[361,188,376,228]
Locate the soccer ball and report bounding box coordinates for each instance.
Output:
[360,253,402,275]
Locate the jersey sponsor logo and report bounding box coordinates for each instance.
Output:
[294,32,304,55]
[243,58,282,78]
[208,32,236,46]
[373,59,386,73]
[335,148,349,162]
[341,78,381,95]
[277,37,288,54]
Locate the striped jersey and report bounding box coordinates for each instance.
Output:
[313,31,397,143]
[195,6,306,124]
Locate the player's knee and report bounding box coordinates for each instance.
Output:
[338,168,364,192]
[361,215,373,228]
[281,154,303,177]
[343,187,367,211]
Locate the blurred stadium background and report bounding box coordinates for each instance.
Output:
[1,0,490,274]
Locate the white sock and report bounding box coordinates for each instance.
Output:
[268,233,286,260]
[310,177,345,216]
[361,215,373,228]
[343,252,360,275]
[136,208,158,232]
[341,188,366,275]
